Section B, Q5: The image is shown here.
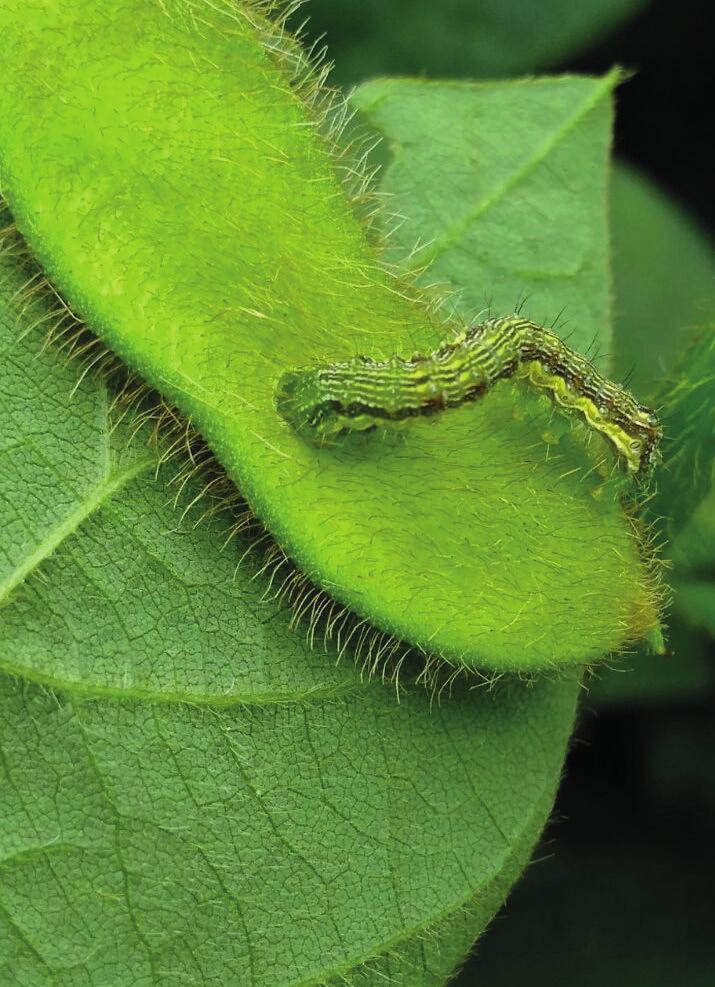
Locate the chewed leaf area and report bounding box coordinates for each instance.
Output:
[0,0,662,672]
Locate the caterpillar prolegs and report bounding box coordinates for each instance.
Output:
[276,315,662,482]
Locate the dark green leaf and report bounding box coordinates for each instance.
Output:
[610,164,715,398]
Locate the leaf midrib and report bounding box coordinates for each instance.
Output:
[0,456,154,605]
[404,71,619,271]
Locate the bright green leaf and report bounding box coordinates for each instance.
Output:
[0,2,659,673]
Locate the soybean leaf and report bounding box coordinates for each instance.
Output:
[352,75,617,360]
[0,2,657,673]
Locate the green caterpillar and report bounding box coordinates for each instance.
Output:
[277,315,662,481]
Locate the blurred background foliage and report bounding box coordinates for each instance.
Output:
[289,0,715,982]
[296,0,650,85]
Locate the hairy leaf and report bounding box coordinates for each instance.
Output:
[0,1,658,672]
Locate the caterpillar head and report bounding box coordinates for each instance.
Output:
[276,367,387,443]
[275,369,347,441]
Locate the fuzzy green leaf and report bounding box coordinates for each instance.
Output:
[0,169,579,987]
[0,1,658,672]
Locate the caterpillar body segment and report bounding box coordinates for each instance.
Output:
[277,316,662,481]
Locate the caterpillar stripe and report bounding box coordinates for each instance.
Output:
[276,315,662,481]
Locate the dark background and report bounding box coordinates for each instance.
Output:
[567,0,715,236]
[289,1,715,982]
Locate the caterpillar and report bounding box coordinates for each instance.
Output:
[276,315,662,481]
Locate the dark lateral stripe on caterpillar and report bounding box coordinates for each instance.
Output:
[276,315,662,481]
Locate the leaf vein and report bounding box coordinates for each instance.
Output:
[411,71,619,271]
[0,456,154,605]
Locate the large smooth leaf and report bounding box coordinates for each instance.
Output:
[0,2,658,673]
[352,74,616,359]
[0,192,578,987]
[294,0,649,86]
